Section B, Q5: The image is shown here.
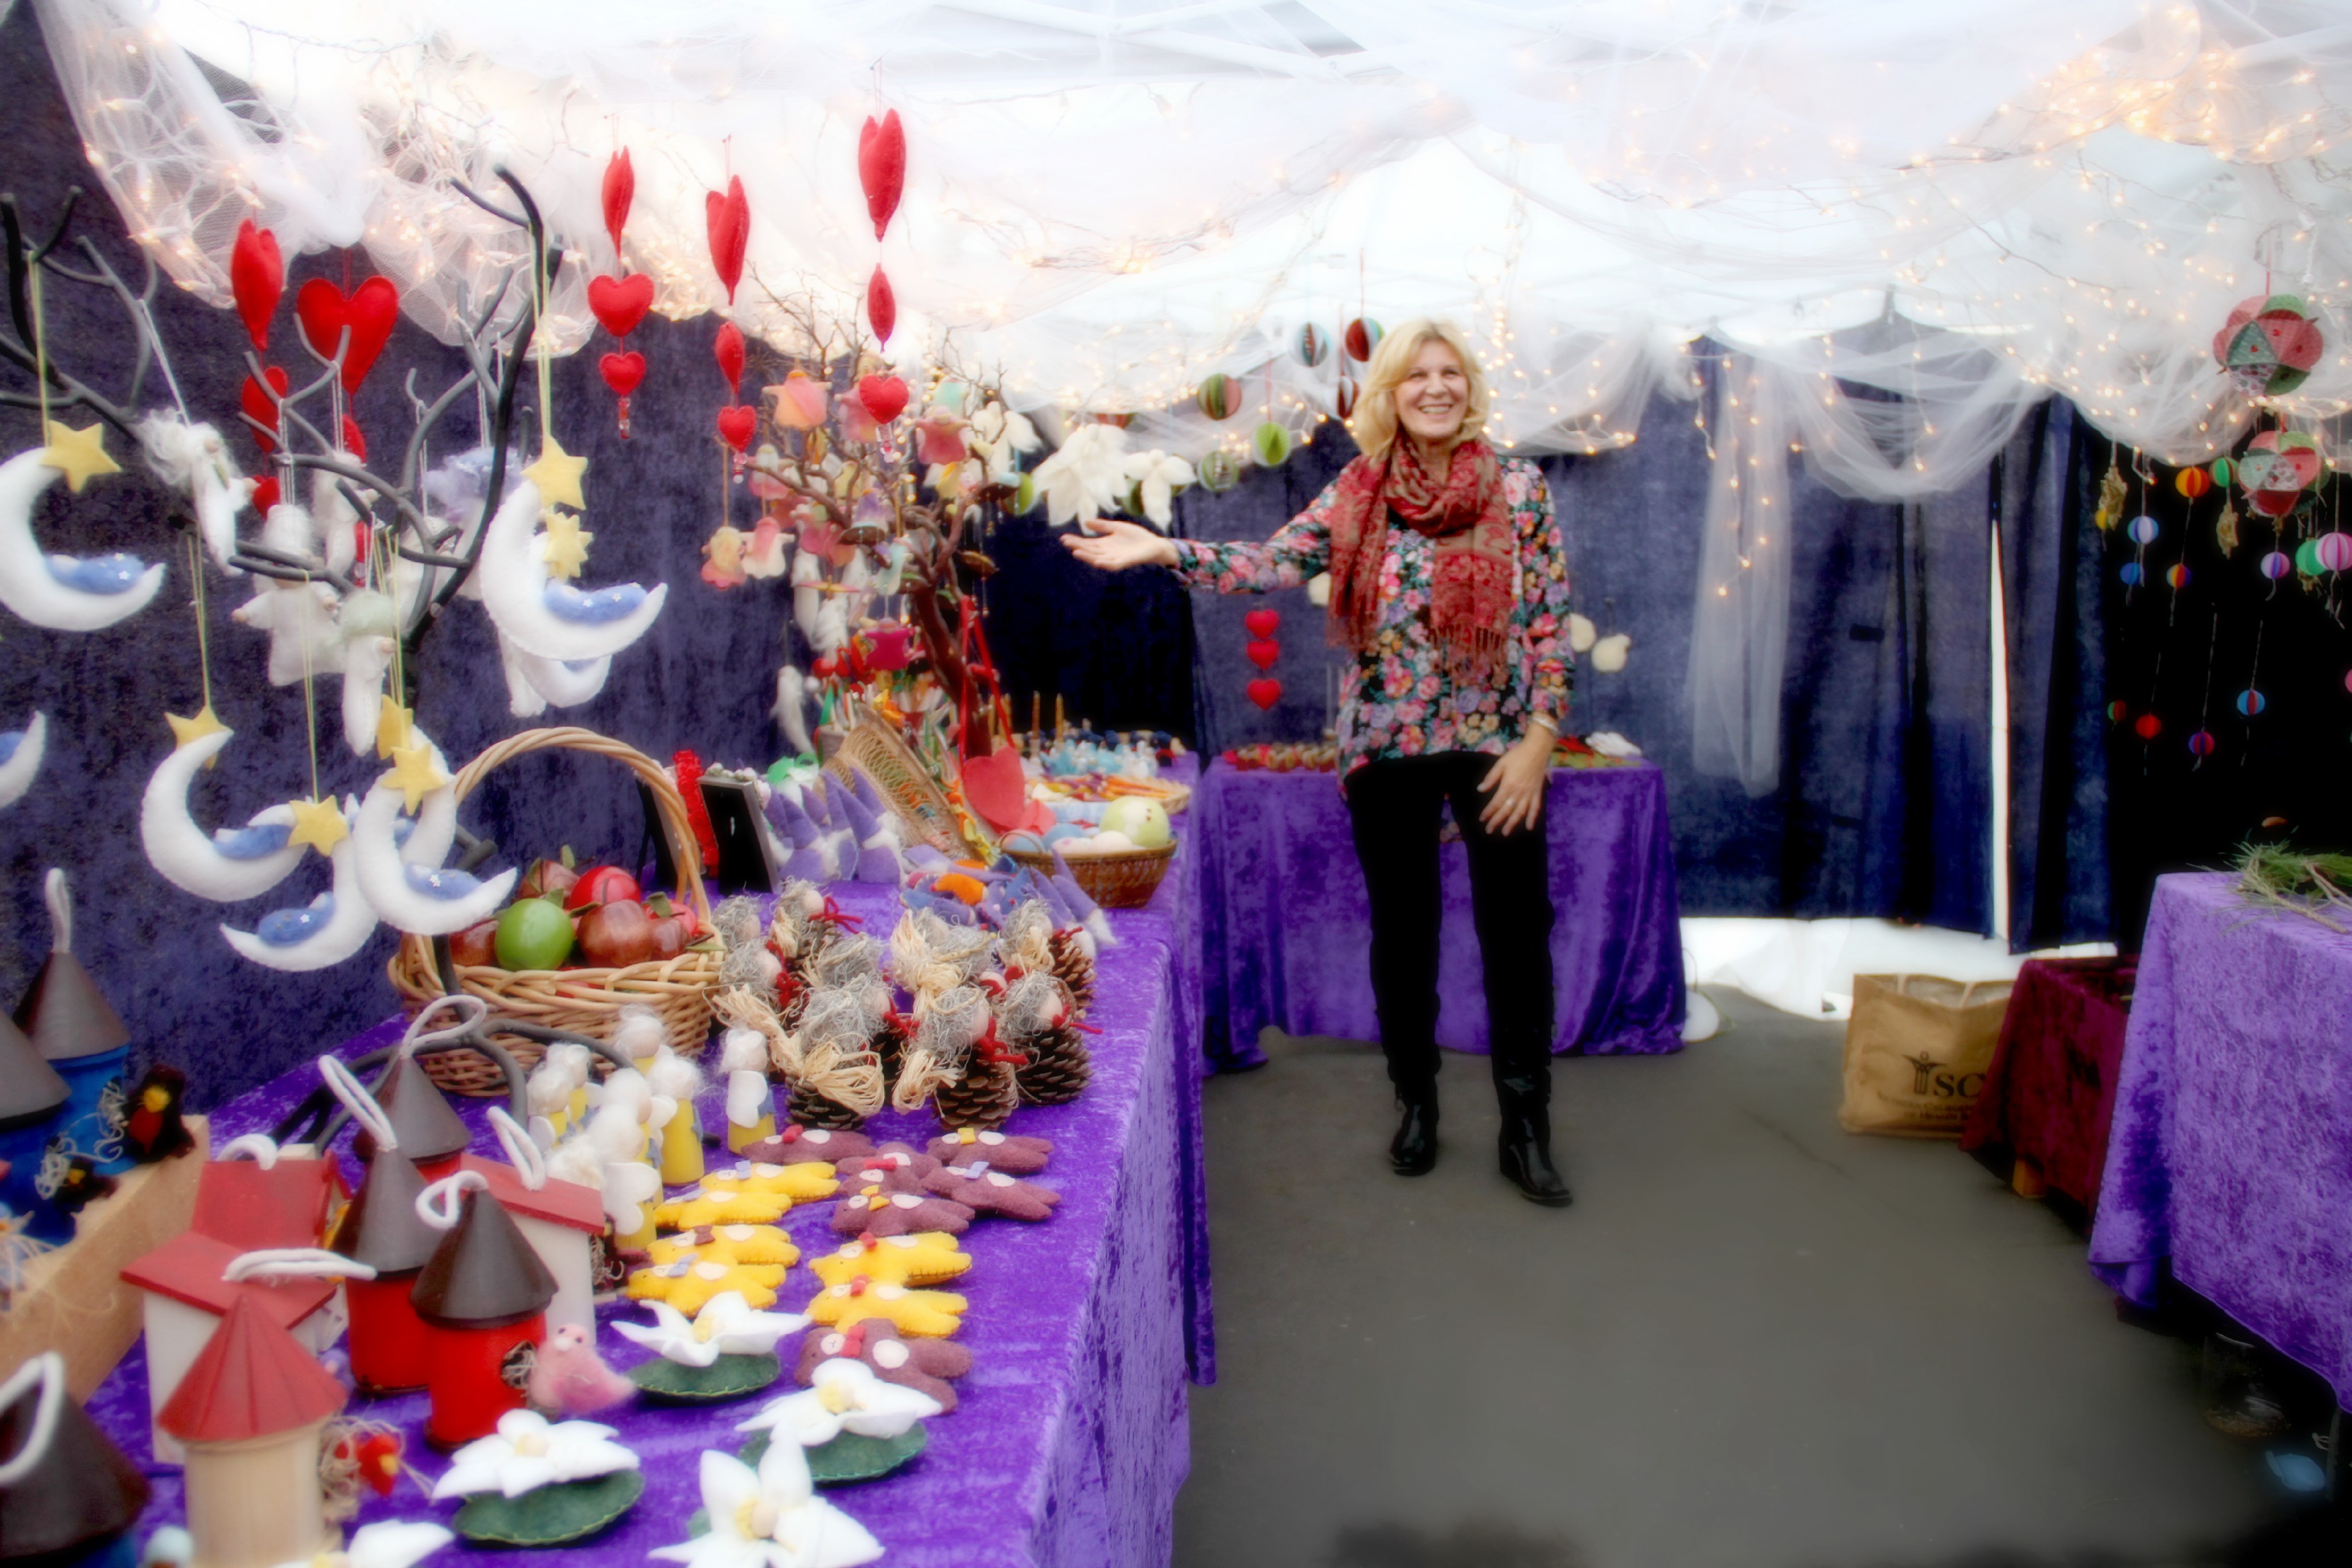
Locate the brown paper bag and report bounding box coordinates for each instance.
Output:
[1838,975,2012,1138]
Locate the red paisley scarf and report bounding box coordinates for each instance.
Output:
[1326,437,1513,677]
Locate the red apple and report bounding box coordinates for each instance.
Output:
[646,893,695,959]
[449,917,499,968]
[565,864,642,912]
[518,850,579,902]
[576,898,657,967]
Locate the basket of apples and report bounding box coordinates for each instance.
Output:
[386,727,722,1095]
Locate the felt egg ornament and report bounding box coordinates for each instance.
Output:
[1196,374,1240,421]
[1344,318,1382,362]
[1297,324,1330,366]
[1098,797,1171,849]
[1253,421,1292,467]
[2212,293,2326,398]
[2236,429,2324,517]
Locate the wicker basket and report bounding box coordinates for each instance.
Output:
[826,709,970,856]
[1004,841,1175,910]
[387,727,722,1097]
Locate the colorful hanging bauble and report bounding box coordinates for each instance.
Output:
[2126,515,2159,544]
[2212,293,2325,399]
[587,274,652,339]
[2236,429,2324,517]
[706,176,749,305]
[2166,563,2191,589]
[715,323,746,396]
[1197,449,1240,492]
[859,111,907,241]
[2105,700,2129,723]
[2259,550,2293,580]
[2295,537,2326,577]
[2119,562,2144,586]
[2188,729,2217,757]
[600,352,645,439]
[2316,532,2352,572]
[1196,374,1239,421]
[1297,324,1329,367]
[2210,456,2233,486]
[1334,374,1358,420]
[1343,318,1382,362]
[2174,466,2212,499]
[2235,688,2268,717]
[2133,712,2162,741]
[230,220,282,352]
[867,267,896,347]
[1252,421,1292,467]
[294,276,399,393]
[602,148,636,259]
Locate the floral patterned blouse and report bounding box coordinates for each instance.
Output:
[1169,458,1572,780]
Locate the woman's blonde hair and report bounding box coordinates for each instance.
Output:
[1345,318,1491,465]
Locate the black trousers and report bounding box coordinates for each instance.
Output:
[1343,751,1557,1100]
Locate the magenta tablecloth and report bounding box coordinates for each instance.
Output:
[1186,759,1684,1070]
[1959,956,2137,1213]
[88,880,1204,1568]
[2090,873,2352,1405]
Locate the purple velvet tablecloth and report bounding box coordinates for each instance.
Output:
[88,878,1206,1568]
[1186,759,1685,1070]
[2090,873,2352,1405]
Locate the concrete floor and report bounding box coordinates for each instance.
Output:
[1174,988,2300,1568]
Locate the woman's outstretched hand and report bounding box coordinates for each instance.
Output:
[1477,729,1555,836]
[1061,517,1179,573]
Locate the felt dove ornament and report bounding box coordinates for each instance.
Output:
[1121,449,1193,528]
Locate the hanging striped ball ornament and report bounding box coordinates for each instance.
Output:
[2133,712,2163,740]
[2119,561,2144,586]
[1197,449,1241,492]
[1344,318,1382,362]
[1334,374,1358,420]
[2260,551,2292,580]
[1297,325,1330,367]
[1197,374,1240,421]
[1253,421,1292,466]
[2188,729,2217,757]
[2107,700,2130,722]
[2174,466,2212,499]
[2317,533,2352,572]
[1014,471,1036,513]
[2127,515,2160,544]
[2210,457,2233,486]
[2296,538,2327,576]
[2236,688,2268,717]
[2166,564,2192,588]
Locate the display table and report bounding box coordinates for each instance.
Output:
[2090,873,2352,1406]
[1183,758,1684,1070]
[1959,956,2137,1213]
[87,878,1209,1568]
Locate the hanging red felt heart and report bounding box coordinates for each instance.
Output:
[960,745,1029,833]
[858,110,906,241]
[240,366,289,452]
[717,404,757,452]
[600,351,646,396]
[714,322,745,394]
[341,415,366,462]
[856,374,909,425]
[867,266,896,347]
[1245,639,1280,671]
[1244,608,1280,639]
[229,220,282,352]
[705,176,749,304]
[1245,678,1283,711]
[294,276,398,393]
[250,475,280,514]
[587,272,653,338]
[602,147,635,259]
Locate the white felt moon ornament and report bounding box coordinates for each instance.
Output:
[221,800,381,970]
[0,712,46,809]
[476,479,666,661]
[498,632,610,718]
[349,771,515,935]
[0,449,165,630]
[140,727,306,902]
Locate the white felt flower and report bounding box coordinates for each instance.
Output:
[270,1521,454,1568]
[651,1445,881,1568]
[615,1292,810,1368]
[1121,449,1194,528]
[430,1409,639,1500]
[736,1357,942,1446]
[1031,422,1131,527]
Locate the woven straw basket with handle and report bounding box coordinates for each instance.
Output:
[386,727,721,1096]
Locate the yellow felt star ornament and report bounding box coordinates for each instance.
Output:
[40,420,121,495]
[285,796,349,856]
[540,508,592,580]
[164,705,228,750]
[522,435,588,513]
[374,698,413,761]
[385,741,449,813]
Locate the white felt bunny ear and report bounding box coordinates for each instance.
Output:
[1592,632,1632,673]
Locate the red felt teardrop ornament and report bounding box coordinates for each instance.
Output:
[230,220,282,352]
[1243,608,1280,638]
[240,366,289,454]
[867,267,896,347]
[251,475,280,515]
[715,322,745,395]
[858,111,906,241]
[705,177,749,305]
[602,148,635,259]
[599,352,646,396]
[294,276,399,393]
[587,272,653,339]
[1245,639,1280,671]
[1245,678,1283,711]
[717,405,757,452]
[341,415,366,462]
[856,374,909,425]
[961,747,1029,834]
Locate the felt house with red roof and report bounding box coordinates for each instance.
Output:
[189,1149,345,1253]
[158,1294,345,1568]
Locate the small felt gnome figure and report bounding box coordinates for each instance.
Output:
[719,1027,775,1154]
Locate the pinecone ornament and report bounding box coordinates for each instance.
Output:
[787,1080,866,1131]
[1015,1024,1091,1106]
[934,1055,1019,1132]
[1048,929,1096,1018]
[873,1009,912,1090]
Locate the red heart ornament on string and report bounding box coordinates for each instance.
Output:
[1245,639,1280,671]
[602,147,635,259]
[294,276,398,393]
[229,221,281,351]
[599,351,646,396]
[960,746,1029,833]
[1245,678,1283,711]
[240,366,289,452]
[859,110,906,240]
[1244,608,1280,638]
[856,374,909,424]
[705,176,749,304]
[867,266,896,347]
[714,322,745,394]
[340,416,366,462]
[250,475,280,515]
[717,404,757,452]
[587,272,652,338]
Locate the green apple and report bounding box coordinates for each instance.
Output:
[1097,797,1172,849]
[495,895,576,970]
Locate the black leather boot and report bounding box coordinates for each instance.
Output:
[1496,1075,1571,1206]
[1389,1089,1438,1175]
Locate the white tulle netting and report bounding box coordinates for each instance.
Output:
[30,0,2352,790]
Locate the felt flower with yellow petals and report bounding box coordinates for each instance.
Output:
[726,1160,841,1203]
[811,1233,971,1289]
[802,1279,967,1338]
[626,1255,782,1316]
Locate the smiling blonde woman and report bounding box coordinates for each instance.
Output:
[1065,319,1576,1206]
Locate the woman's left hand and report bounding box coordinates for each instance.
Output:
[1477,729,1554,836]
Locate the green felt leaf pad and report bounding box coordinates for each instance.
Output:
[628,1350,783,1403]
[454,1469,646,1546]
